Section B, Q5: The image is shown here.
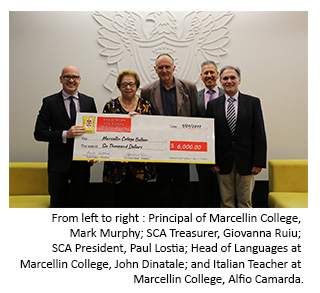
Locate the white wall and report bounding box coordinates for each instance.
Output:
[9,11,308,181]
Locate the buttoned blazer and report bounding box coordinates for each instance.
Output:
[34,91,97,172]
[197,87,224,117]
[206,92,267,175]
[140,78,198,117]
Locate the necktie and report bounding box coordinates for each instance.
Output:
[69,96,76,124]
[226,97,236,135]
[208,90,214,101]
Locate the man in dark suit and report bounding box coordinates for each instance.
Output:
[197,61,224,207]
[206,66,267,208]
[34,65,97,207]
[141,54,198,207]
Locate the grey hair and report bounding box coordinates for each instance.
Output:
[220,65,241,78]
[155,53,175,66]
[201,60,218,72]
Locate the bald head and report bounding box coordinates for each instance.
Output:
[61,65,80,77]
[59,65,81,95]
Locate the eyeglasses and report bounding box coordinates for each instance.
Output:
[62,75,80,81]
[120,82,136,88]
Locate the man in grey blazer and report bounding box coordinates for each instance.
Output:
[34,65,97,207]
[141,54,198,207]
[197,61,224,207]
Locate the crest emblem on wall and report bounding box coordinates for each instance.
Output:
[92,11,233,94]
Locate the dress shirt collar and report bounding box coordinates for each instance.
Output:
[225,91,239,101]
[62,90,79,100]
[160,77,176,91]
[205,85,218,94]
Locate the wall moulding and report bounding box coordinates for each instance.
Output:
[92,11,233,94]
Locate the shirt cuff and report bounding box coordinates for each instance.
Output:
[62,130,67,144]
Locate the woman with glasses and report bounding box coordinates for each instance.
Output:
[102,70,156,207]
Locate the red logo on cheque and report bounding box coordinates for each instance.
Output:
[97,117,131,133]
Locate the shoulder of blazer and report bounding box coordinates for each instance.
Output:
[78,92,94,100]
[238,92,261,104]
[43,91,63,101]
[78,92,97,113]
[142,80,160,91]
[218,87,225,96]
[41,92,66,112]
[198,88,205,96]
[176,78,196,90]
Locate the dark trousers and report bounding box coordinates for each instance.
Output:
[48,162,91,207]
[196,164,220,207]
[155,163,190,207]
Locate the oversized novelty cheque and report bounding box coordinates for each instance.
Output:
[73,113,215,164]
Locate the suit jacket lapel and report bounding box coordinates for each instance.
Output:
[153,80,163,115]
[175,78,183,116]
[79,92,85,111]
[218,87,225,96]
[200,87,223,116]
[56,91,71,123]
[219,97,229,130]
[217,95,234,136]
[198,89,205,115]
[176,78,185,115]
[234,92,247,136]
